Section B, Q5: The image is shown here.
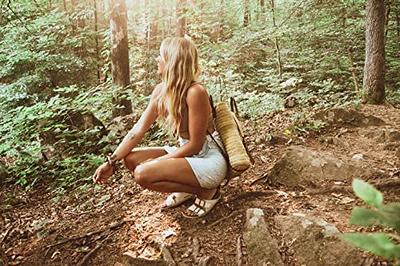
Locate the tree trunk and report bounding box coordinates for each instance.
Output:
[93,0,101,83]
[176,0,186,37]
[363,0,385,104]
[243,0,249,27]
[385,0,391,41]
[270,0,282,78]
[71,0,77,10]
[397,10,400,39]
[110,0,132,117]
[63,0,67,11]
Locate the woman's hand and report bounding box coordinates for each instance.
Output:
[92,162,114,184]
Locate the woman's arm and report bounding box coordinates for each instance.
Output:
[159,84,210,160]
[109,85,162,163]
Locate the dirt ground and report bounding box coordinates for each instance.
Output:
[1,104,399,266]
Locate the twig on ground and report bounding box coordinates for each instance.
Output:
[161,245,176,266]
[249,174,269,187]
[236,236,242,266]
[47,218,132,248]
[208,210,239,228]
[77,234,111,266]
[192,237,200,261]
[308,179,400,195]
[0,226,12,246]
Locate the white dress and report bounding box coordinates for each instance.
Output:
[163,131,228,189]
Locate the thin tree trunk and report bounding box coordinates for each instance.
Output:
[397,10,400,39]
[63,0,67,11]
[93,0,101,83]
[176,0,186,37]
[347,48,359,93]
[71,0,77,11]
[385,0,391,42]
[243,0,249,27]
[270,0,282,78]
[363,0,385,104]
[110,0,132,117]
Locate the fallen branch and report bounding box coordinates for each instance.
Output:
[249,174,269,187]
[47,218,131,249]
[308,179,400,195]
[192,237,200,262]
[77,234,111,266]
[0,226,12,246]
[208,210,239,228]
[236,236,242,266]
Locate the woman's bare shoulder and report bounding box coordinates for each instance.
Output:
[187,83,208,100]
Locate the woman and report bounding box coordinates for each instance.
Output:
[92,37,227,218]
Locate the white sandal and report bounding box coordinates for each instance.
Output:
[164,192,194,208]
[183,191,221,218]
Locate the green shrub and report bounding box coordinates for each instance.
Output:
[342,179,400,265]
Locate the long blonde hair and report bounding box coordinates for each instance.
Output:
[157,37,201,136]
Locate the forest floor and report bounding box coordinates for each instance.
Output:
[1,104,399,266]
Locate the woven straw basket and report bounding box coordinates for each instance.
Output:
[214,102,251,175]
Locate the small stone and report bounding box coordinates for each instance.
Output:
[386,129,400,142]
[340,197,355,204]
[352,153,364,161]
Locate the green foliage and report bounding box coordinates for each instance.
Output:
[352,178,383,208]
[342,179,400,265]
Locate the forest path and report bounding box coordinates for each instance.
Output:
[1,104,399,265]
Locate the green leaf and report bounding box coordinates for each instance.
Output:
[352,179,383,208]
[379,203,400,232]
[342,233,400,259]
[350,207,382,227]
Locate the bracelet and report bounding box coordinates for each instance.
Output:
[106,155,117,170]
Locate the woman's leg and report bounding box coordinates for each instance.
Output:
[133,158,217,200]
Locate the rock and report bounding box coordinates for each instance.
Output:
[274,213,363,266]
[385,129,400,142]
[313,108,385,128]
[243,208,284,266]
[284,95,297,108]
[269,146,368,188]
[122,251,167,266]
[107,114,138,139]
[351,153,364,161]
[38,110,108,159]
[280,77,302,89]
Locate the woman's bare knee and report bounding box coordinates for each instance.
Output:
[133,164,151,188]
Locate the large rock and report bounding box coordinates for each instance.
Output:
[269,146,368,188]
[313,108,385,127]
[274,213,363,266]
[243,208,284,266]
[38,110,108,159]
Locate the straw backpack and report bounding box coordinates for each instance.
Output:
[208,96,254,181]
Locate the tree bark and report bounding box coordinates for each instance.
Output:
[270,0,282,78]
[363,0,385,104]
[243,0,249,27]
[93,0,101,83]
[176,0,186,37]
[110,0,132,117]
[63,0,67,11]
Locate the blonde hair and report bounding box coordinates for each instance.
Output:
[157,37,201,136]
